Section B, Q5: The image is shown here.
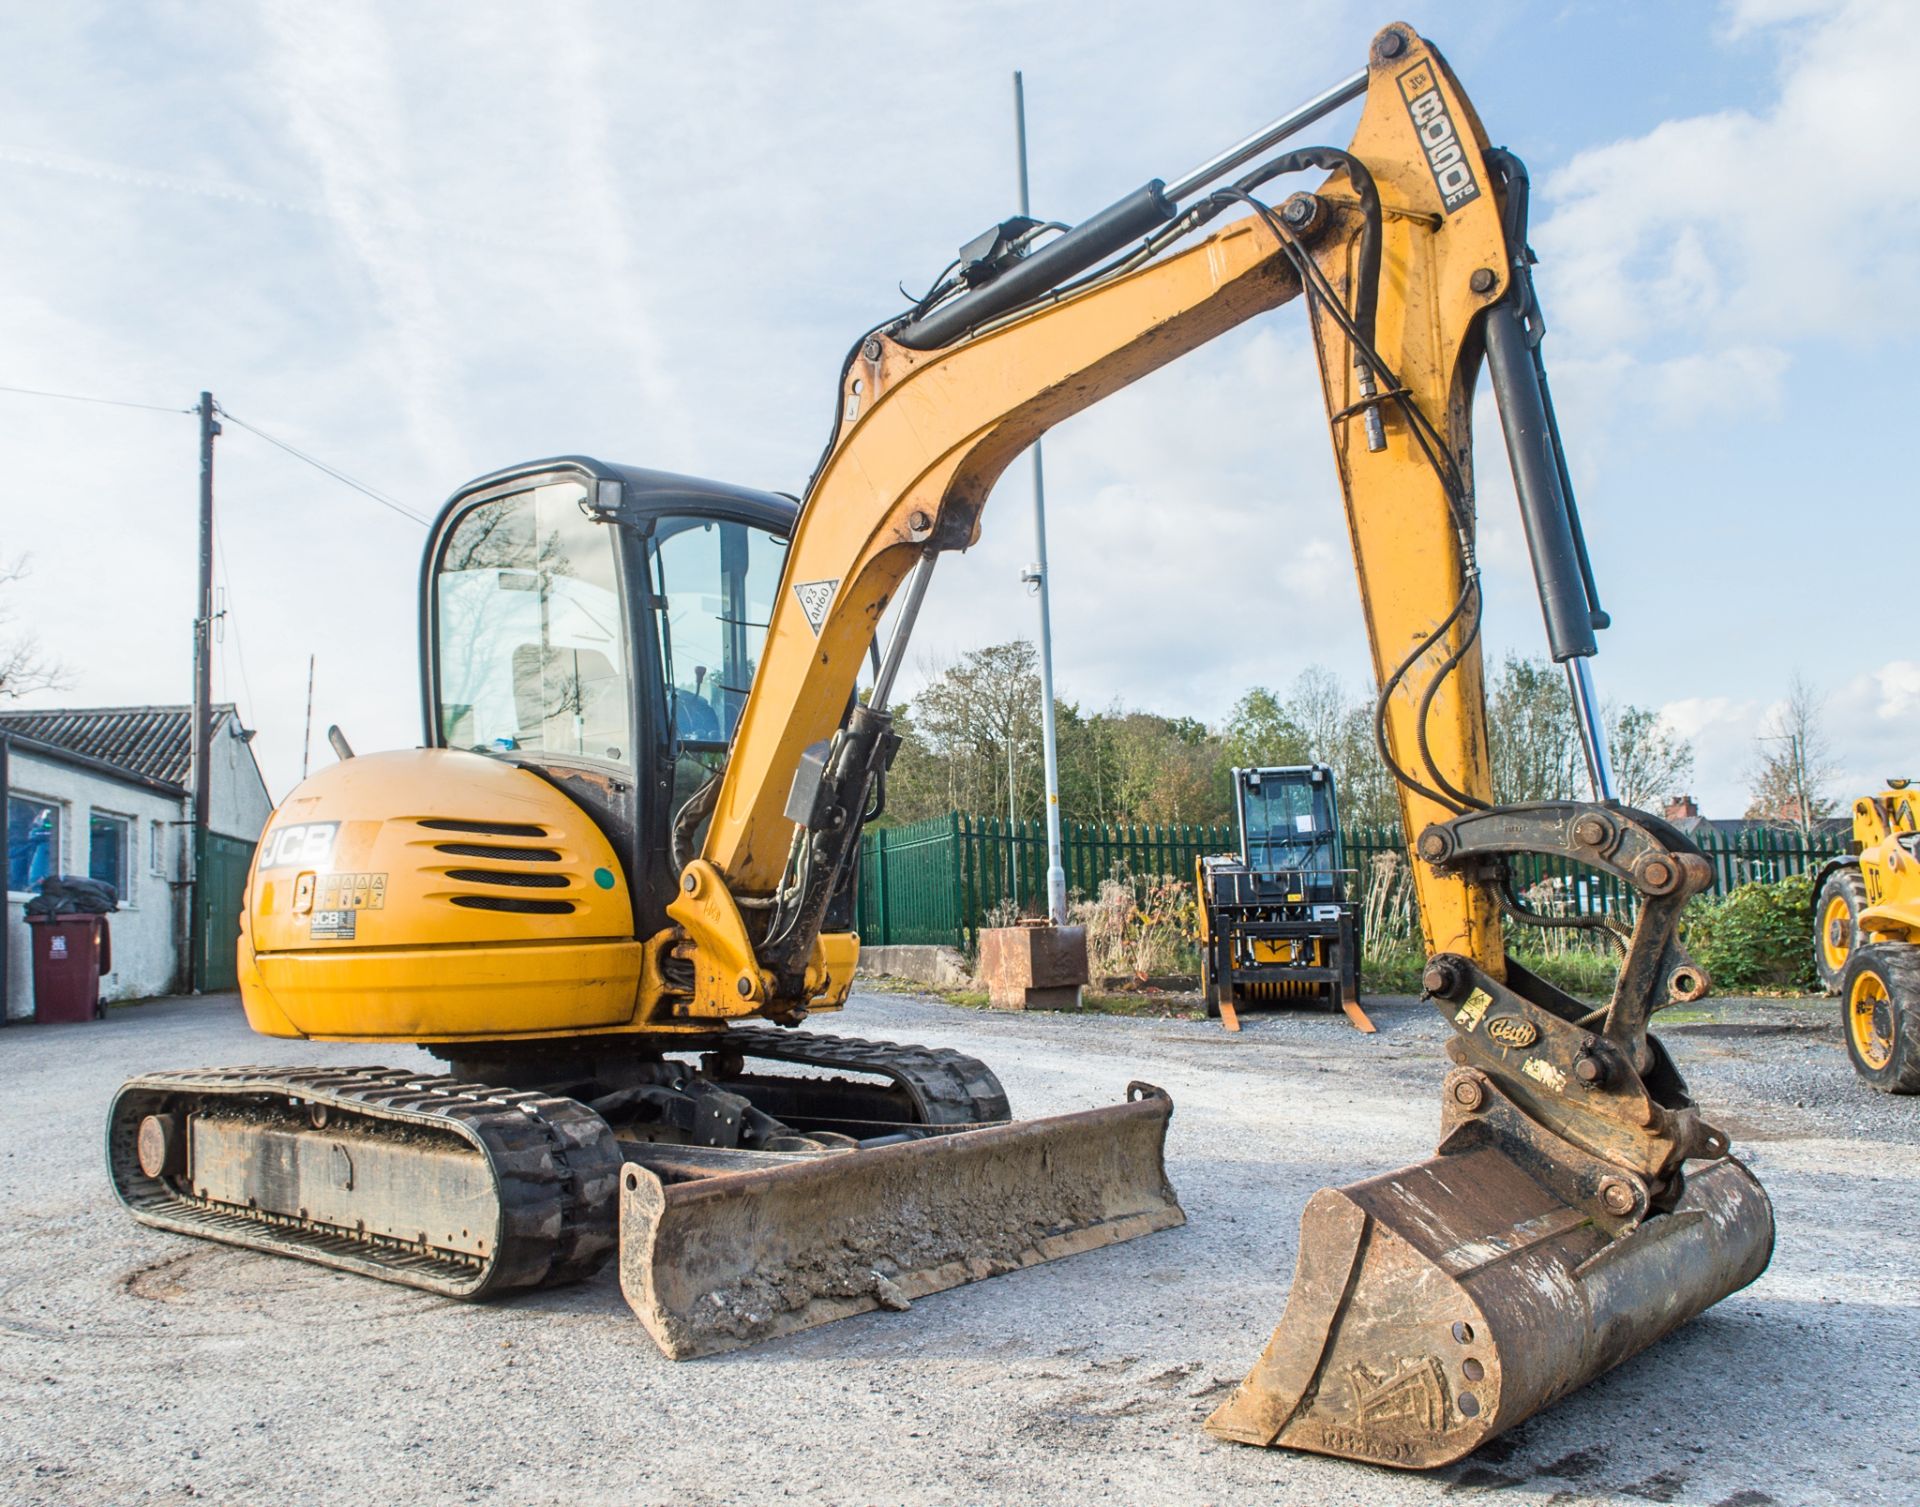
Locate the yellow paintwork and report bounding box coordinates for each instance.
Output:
[805,931,861,1008]
[662,859,772,1017]
[1849,963,1895,1070]
[704,23,1506,973]
[1853,784,1920,945]
[1252,938,1316,966]
[242,25,1531,1047]
[238,747,861,1042]
[241,748,644,1040]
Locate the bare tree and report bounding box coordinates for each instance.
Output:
[0,555,68,701]
[891,640,1042,821]
[1607,703,1694,809]
[1487,654,1581,805]
[1746,672,1839,836]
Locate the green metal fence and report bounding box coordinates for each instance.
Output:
[1341,821,1848,924]
[856,814,1233,951]
[855,814,1849,953]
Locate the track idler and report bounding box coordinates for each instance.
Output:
[1206,1073,1774,1467]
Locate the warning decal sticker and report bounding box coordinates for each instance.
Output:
[316,872,387,912]
[792,579,839,636]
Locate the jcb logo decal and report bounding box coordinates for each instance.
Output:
[258,822,339,870]
[1397,64,1480,213]
[1486,1015,1539,1049]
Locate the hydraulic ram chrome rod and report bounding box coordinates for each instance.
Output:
[1163,68,1369,202]
[897,67,1370,349]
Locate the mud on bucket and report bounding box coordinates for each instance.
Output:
[1205,1131,1773,1468]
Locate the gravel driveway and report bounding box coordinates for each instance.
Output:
[1,989,1912,1506]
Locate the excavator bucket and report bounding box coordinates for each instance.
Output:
[1206,1126,1773,1468]
[619,1085,1183,1359]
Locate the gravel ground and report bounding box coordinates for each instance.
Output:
[2,988,1915,1507]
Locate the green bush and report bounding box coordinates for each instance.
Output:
[1683,873,1815,993]
[1362,875,1821,1003]
[1361,942,1617,1003]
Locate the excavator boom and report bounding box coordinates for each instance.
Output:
[666,20,1771,1466]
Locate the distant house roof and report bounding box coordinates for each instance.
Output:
[0,703,238,790]
[1669,813,1851,839]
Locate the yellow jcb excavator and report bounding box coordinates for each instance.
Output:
[110,24,1772,1469]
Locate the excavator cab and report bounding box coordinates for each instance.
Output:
[422,458,798,937]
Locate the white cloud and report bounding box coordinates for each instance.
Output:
[1537,0,1920,373]
[260,4,466,473]
[1657,657,1919,817]
[1829,661,1920,792]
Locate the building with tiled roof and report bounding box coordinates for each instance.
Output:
[3,703,272,1017]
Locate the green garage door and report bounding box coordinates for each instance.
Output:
[195,833,256,993]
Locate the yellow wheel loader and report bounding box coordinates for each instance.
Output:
[112,23,1772,1468]
[1813,780,1920,1089]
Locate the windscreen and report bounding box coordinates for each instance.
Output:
[433,480,633,767]
[1242,772,1338,874]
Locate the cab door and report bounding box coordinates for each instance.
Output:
[426,470,646,907]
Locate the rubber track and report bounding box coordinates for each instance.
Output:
[724,1028,1011,1125]
[107,1066,623,1299]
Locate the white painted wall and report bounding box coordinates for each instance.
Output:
[7,716,273,1019]
[6,749,188,1019]
[209,715,275,839]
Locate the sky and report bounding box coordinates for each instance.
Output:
[0,0,1911,815]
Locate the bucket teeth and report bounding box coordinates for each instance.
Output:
[1207,1146,1773,1468]
[619,1087,1184,1359]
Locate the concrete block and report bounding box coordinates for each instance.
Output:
[856,944,973,989]
[978,924,1089,1011]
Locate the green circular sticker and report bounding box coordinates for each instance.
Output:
[592,867,616,890]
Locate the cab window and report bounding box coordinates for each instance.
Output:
[647,517,787,831]
[434,480,633,766]
[647,518,786,750]
[1243,774,1337,873]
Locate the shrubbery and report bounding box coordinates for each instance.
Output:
[1360,872,1822,1001]
[1683,873,1815,993]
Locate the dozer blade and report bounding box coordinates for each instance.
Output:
[1206,1134,1773,1468]
[619,1084,1184,1359]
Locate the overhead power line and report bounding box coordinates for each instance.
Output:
[0,379,431,527]
[0,381,194,414]
[214,405,431,526]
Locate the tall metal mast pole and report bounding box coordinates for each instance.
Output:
[1014,70,1068,926]
[188,391,220,993]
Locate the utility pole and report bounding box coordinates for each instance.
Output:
[187,391,220,993]
[301,654,316,781]
[1014,70,1068,926]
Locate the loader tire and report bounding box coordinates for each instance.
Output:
[1200,939,1223,1019]
[1840,944,1920,1094]
[1815,865,1869,994]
